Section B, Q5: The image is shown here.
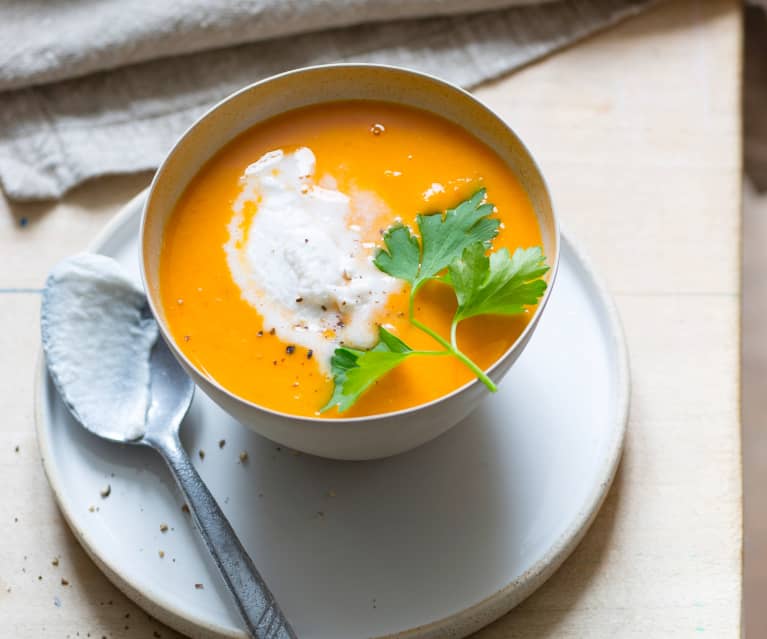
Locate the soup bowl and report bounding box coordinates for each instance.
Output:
[141,64,559,460]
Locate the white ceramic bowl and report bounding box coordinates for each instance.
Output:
[141,64,560,460]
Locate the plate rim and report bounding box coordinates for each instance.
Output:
[35,188,630,639]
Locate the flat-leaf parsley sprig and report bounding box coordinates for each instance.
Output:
[321,188,549,413]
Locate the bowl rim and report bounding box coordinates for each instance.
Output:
[140,62,561,424]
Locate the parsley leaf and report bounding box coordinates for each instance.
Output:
[321,326,413,413]
[376,326,413,353]
[323,189,549,413]
[450,244,549,322]
[374,188,499,289]
[372,224,420,284]
[417,188,499,283]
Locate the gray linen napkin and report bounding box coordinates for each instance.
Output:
[0,0,653,201]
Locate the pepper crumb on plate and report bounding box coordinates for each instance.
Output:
[198,449,205,460]
[194,583,204,590]
[218,439,226,449]
[239,451,248,463]
[160,523,168,533]
[100,484,111,498]
[61,578,69,586]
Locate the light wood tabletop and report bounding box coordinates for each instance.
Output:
[0,0,742,636]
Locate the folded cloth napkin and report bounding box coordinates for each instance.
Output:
[0,0,653,201]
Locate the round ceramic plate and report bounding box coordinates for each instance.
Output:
[36,190,629,639]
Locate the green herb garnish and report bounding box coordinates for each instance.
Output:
[322,326,413,413]
[321,188,549,413]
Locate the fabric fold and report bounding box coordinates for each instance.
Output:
[0,0,551,91]
[0,0,654,201]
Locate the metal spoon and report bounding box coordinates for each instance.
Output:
[41,255,296,639]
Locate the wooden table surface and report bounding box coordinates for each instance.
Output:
[0,0,742,636]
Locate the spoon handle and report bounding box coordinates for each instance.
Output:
[151,433,297,639]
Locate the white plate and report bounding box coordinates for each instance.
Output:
[36,191,629,639]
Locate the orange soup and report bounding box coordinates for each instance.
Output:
[159,101,543,417]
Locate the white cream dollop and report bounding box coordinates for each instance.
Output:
[224,147,400,373]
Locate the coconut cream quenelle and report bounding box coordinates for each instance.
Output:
[224,147,401,372]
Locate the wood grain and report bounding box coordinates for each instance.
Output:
[0,0,742,636]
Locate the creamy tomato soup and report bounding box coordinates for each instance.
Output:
[159,101,543,417]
